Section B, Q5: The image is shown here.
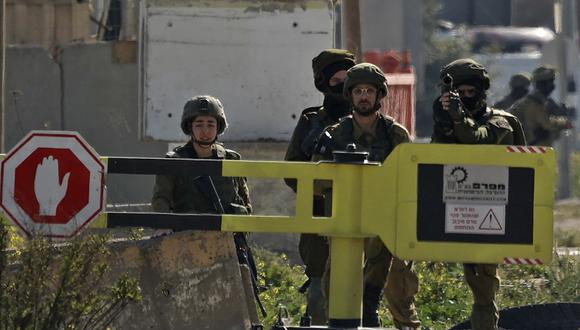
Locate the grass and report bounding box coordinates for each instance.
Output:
[255,248,579,330]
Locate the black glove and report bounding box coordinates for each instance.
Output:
[447,91,465,122]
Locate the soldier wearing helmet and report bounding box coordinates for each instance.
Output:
[493,73,531,110]
[508,65,573,146]
[432,59,526,330]
[284,49,356,325]
[152,95,251,215]
[313,63,420,329]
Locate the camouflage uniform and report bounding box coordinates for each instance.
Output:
[493,73,531,110]
[284,49,355,325]
[152,95,252,215]
[432,59,526,330]
[314,63,420,329]
[508,66,572,146]
[152,141,251,215]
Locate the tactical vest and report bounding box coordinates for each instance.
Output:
[166,143,247,214]
[330,115,395,162]
[300,107,338,159]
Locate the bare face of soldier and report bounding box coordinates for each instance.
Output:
[192,115,218,149]
[351,83,378,116]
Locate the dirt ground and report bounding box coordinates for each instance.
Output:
[554,198,580,230]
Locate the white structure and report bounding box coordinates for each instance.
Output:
[140,0,335,142]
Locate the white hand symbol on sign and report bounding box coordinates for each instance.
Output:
[34,156,70,216]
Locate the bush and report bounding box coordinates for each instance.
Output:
[255,248,579,330]
[254,247,307,328]
[0,222,142,329]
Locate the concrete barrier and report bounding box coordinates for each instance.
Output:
[110,231,253,330]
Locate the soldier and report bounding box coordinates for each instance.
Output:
[432,58,526,330]
[151,95,259,320]
[152,95,251,215]
[508,65,573,146]
[313,63,420,329]
[284,49,355,325]
[493,73,531,110]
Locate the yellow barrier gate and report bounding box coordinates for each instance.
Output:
[1,137,557,328]
[100,143,557,327]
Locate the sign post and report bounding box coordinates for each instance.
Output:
[0,131,105,238]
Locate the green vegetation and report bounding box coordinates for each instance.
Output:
[0,222,142,329]
[255,247,307,327]
[255,249,579,330]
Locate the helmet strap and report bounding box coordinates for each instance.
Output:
[373,94,383,111]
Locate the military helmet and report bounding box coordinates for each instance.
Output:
[343,63,389,98]
[312,49,356,92]
[509,73,531,89]
[440,58,490,90]
[532,65,556,82]
[181,95,228,135]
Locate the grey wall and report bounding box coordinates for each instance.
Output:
[6,43,167,205]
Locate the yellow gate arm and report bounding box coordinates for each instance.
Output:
[220,143,556,265]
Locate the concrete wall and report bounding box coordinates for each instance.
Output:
[6,43,168,205]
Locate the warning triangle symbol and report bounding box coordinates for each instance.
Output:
[479,209,502,230]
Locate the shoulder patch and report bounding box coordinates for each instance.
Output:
[489,116,513,131]
[491,108,516,119]
[225,149,242,160]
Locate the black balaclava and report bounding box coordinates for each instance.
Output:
[535,79,556,97]
[322,60,354,121]
[510,86,529,100]
[323,93,351,121]
[458,79,487,117]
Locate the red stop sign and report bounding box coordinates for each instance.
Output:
[1,131,105,238]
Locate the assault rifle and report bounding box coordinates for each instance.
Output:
[196,175,267,318]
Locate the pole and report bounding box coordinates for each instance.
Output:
[0,0,5,153]
[341,0,362,62]
[555,0,577,199]
[328,237,364,327]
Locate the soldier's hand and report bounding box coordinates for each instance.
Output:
[439,92,451,111]
[439,91,463,121]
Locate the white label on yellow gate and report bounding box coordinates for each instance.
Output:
[445,204,506,235]
[443,165,509,204]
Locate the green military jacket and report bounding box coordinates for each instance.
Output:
[151,141,252,214]
[508,91,569,146]
[493,94,519,110]
[314,113,410,163]
[432,107,526,146]
[284,106,339,191]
